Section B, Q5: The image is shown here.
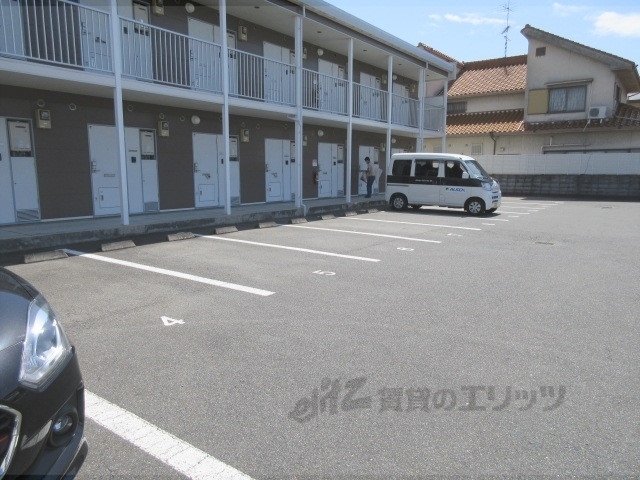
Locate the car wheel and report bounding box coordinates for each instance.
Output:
[465,198,485,215]
[390,193,408,210]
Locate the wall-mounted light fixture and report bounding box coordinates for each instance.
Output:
[379,143,386,152]
[317,129,324,137]
[302,47,307,59]
[303,135,308,147]
[392,74,398,81]
[381,74,387,85]
[191,115,200,125]
[184,2,195,13]
[240,128,250,142]
[410,83,417,94]
[36,98,46,108]
[317,48,324,57]
[391,137,396,144]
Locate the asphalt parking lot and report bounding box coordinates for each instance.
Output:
[3,198,639,478]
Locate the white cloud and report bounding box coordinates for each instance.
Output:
[443,13,505,26]
[552,3,591,17]
[594,12,640,37]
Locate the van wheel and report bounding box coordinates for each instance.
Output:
[465,198,485,215]
[390,193,408,210]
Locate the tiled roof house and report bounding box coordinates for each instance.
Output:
[422,25,640,156]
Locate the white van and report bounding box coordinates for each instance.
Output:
[385,153,501,214]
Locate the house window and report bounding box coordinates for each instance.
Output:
[447,101,467,114]
[536,47,546,57]
[471,143,483,155]
[549,85,587,112]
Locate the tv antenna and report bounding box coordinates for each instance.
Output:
[500,1,514,57]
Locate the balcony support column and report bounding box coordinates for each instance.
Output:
[385,55,393,172]
[220,0,231,215]
[346,37,354,202]
[417,66,426,152]
[441,79,448,153]
[110,0,129,225]
[294,14,303,209]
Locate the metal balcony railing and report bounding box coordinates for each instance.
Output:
[0,0,112,72]
[120,18,222,92]
[353,83,388,122]
[229,48,296,105]
[392,93,419,128]
[424,95,445,131]
[0,1,441,131]
[302,68,348,115]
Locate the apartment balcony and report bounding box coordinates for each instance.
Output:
[1,0,445,132]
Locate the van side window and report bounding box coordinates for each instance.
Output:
[392,159,412,176]
[415,160,438,178]
[445,161,465,179]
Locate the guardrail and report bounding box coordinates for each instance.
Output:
[302,69,348,115]
[0,0,112,72]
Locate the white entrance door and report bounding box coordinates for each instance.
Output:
[317,142,343,198]
[359,73,382,120]
[229,136,240,204]
[88,125,121,216]
[125,129,159,213]
[193,133,224,208]
[0,118,40,223]
[318,60,346,113]
[0,118,15,224]
[358,145,380,196]
[0,0,25,57]
[263,42,295,104]
[189,18,216,91]
[265,138,294,202]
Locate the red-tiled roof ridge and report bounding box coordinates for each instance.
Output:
[461,55,528,70]
[447,109,525,135]
[417,43,462,67]
[448,60,527,97]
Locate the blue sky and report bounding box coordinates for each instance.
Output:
[327,0,640,68]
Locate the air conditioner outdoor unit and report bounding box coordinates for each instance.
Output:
[588,106,607,119]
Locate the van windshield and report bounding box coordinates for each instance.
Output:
[464,160,491,179]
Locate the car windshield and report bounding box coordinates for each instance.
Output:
[464,160,491,179]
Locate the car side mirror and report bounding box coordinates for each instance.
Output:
[462,172,469,179]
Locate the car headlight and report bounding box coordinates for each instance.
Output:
[482,182,492,191]
[19,295,72,390]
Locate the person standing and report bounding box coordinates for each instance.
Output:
[364,156,375,198]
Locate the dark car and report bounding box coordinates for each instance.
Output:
[0,267,87,478]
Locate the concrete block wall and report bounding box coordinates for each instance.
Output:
[492,175,640,199]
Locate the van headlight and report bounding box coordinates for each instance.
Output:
[482,182,492,191]
[19,295,72,390]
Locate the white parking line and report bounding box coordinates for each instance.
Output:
[501,201,560,206]
[198,235,381,262]
[343,217,481,231]
[85,391,253,480]
[63,249,274,297]
[283,224,442,243]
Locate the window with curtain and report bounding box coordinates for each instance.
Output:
[548,85,587,112]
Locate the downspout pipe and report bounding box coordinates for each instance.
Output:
[489,131,497,155]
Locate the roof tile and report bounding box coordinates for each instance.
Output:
[447,109,524,135]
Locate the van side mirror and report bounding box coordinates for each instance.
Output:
[462,172,469,179]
